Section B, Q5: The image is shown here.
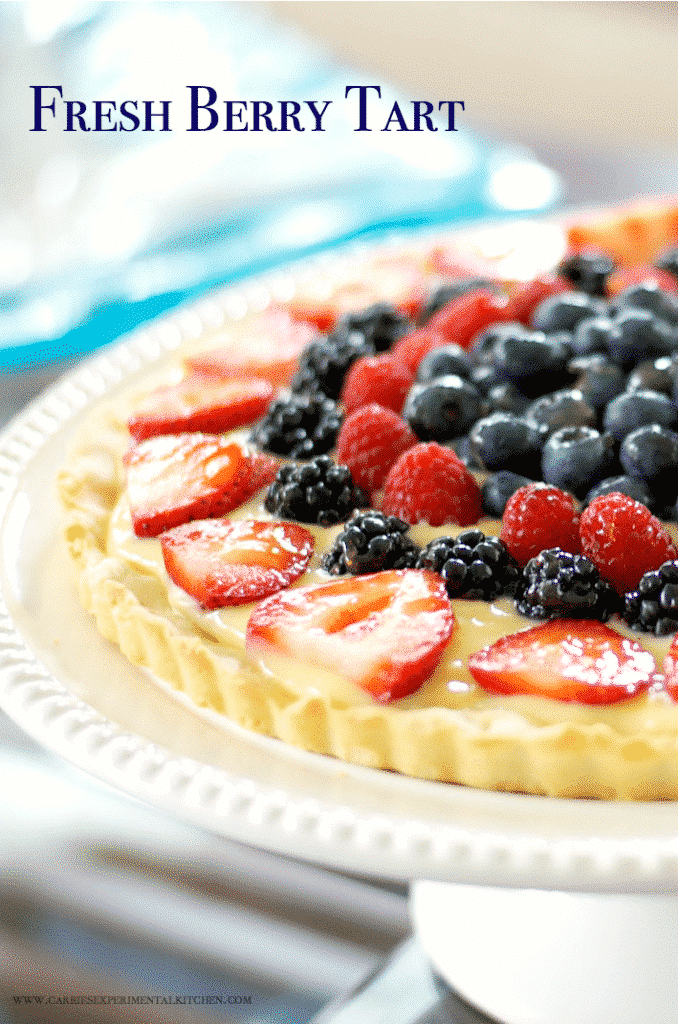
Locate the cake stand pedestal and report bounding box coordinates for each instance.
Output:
[411,880,678,1024]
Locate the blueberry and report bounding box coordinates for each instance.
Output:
[485,382,531,416]
[656,247,678,280]
[557,251,615,297]
[585,475,655,510]
[603,389,677,441]
[471,321,526,366]
[416,343,473,382]
[620,424,678,501]
[570,316,614,357]
[417,278,497,326]
[568,354,627,409]
[492,327,571,397]
[403,375,482,441]
[541,425,616,497]
[613,282,678,326]
[526,389,596,436]
[626,357,675,395]
[604,309,678,368]
[481,470,535,517]
[531,291,608,333]
[468,412,546,475]
[469,363,504,394]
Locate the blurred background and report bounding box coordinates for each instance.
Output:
[1,3,678,1022]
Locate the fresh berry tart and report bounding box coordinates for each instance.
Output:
[58,198,678,799]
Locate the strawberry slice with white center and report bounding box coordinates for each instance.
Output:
[128,373,274,443]
[124,433,277,537]
[186,307,317,388]
[160,519,314,609]
[246,569,455,702]
[468,619,656,705]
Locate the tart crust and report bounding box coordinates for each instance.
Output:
[58,394,678,801]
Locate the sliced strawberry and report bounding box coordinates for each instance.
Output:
[468,619,656,705]
[246,569,455,702]
[160,518,314,609]
[128,373,274,443]
[663,635,678,699]
[124,434,277,537]
[287,253,428,331]
[186,307,317,388]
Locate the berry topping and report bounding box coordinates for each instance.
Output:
[481,470,535,518]
[516,548,619,622]
[468,412,545,476]
[264,455,367,527]
[500,482,581,567]
[334,403,417,495]
[467,619,656,705]
[124,435,277,538]
[585,474,654,510]
[250,392,343,460]
[425,287,507,349]
[402,375,482,441]
[491,324,571,397]
[290,333,372,399]
[415,342,473,382]
[160,518,314,609]
[416,530,520,601]
[602,389,677,441]
[530,290,608,333]
[619,424,678,502]
[501,275,569,324]
[525,389,596,437]
[246,569,455,703]
[128,374,275,443]
[322,510,419,576]
[340,353,414,416]
[568,353,626,409]
[624,560,678,636]
[557,250,615,297]
[579,493,678,595]
[604,309,678,369]
[381,442,482,527]
[417,278,498,326]
[540,425,616,498]
[333,302,410,352]
[662,631,678,697]
[185,307,316,388]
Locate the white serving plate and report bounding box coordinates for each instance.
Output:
[3,225,678,894]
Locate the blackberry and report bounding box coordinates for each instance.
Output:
[264,455,367,527]
[291,334,372,398]
[251,393,342,459]
[321,510,419,575]
[517,548,619,621]
[416,530,521,601]
[333,302,409,352]
[623,560,678,636]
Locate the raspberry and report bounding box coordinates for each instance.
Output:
[340,353,414,416]
[335,403,417,495]
[500,482,581,567]
[390,328,448,375]
[579,493,678,595]
[381,442,482,527]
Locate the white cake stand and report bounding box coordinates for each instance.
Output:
[3,251,678,1024]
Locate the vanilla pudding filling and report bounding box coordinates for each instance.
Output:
[105,460,678,737]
